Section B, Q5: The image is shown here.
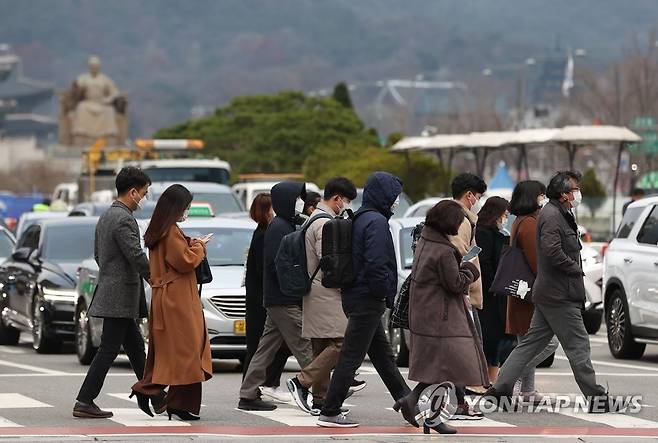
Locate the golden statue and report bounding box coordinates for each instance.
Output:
[59,56,128,146]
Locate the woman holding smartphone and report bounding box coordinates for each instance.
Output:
[132,184,213,421]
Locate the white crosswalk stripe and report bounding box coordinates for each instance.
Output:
[0,416,22,427]
[0,393,51,408]
[106,408,191,427]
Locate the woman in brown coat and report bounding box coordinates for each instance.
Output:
[507,181,559,400]
[132,184,213,421]
[401,200,487,435]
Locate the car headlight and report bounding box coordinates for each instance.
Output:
[42,287,77,302]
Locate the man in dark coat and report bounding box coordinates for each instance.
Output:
[485,171,609,412]
[317,172,415,428]
[239,181,321,411]
[74,167,151,418]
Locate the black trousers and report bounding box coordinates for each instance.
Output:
[77,317,146,404]
[321,296,410,417]
[244,302,291,387]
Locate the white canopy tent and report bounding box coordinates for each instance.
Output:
[392,125,641,229]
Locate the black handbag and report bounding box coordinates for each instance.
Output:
[490,221,535,304]
[195,257,213,296]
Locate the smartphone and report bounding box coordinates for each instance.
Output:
[201,233,214,241]
[462,245,482,262]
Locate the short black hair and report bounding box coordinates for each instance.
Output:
[323,177,357,200]
[115,167,151,196]
[546,170,581,200]
[631,188,646,197]
[303,191,322,213]
[425,200,464,236]
[510,180,547,216]
[451,173,487,199]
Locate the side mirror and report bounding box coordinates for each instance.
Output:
[11,247,31,262]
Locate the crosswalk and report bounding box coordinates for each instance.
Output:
[0,391,657,430]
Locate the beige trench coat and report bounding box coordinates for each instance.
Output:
[302,202,348,339]
[448,200,484,309]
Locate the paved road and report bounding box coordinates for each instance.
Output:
[1,330,658,441]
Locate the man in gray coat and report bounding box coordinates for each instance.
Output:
[485,171,609,412]
[73,167,152,418]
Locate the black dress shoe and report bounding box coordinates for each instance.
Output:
[238,397,277,411]
[72,401,113,419]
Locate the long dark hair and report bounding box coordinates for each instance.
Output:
[510,180,546,216]
[144,184,193,249]
[477,196,509,227]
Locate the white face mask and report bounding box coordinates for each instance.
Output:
[391,196,401,213]
[133,191,147,210]
[571,190,582,208]
[179,209,189,222]
[295,198,305,214]
[538,196,549,208]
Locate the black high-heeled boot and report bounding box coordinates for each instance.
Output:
[151,391,167,415]
[129,390,153,417]
[167,408,200,421]
[392,395,419,428]
[424,422,457,434]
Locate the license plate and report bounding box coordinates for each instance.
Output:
[233,319,246,335]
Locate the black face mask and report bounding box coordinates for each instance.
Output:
[294,213,306,226]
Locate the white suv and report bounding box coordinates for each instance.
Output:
[603,196,658,359]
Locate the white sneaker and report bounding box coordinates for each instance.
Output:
[260,386,293,403]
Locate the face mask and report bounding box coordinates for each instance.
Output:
[498,217,508,230]
[391,196,401,213]
[339,198,352,214]
[179,209,189,222]
[132,191,146,210]
[295,198,305,214]
[571,190,582,208]
[538,196,549,208]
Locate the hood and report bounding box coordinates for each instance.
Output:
[361,172,403,218]
[271,181,306,223]
[204,265,245,290]
[42,261,79,288]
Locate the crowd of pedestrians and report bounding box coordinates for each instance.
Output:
[71,166,613,432]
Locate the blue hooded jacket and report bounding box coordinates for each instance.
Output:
[343,172,403,307]
[263,181,306,307]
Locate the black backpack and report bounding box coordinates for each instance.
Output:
[320,209,375,289]
[275,213,333,299]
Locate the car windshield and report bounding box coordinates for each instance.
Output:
[0,231,13,258]
[352,191,412,219]
[179,227,251,266]
[400,227,414,269]
[192,193,243,213]
[145,167,230,185]
[42,224,96,262]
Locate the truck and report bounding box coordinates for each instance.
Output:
[73,139,231,203]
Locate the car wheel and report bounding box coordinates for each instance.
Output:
[583,309,603,335]
[0,308,20,345]
[31,296,61,354]
[536,352,555,368]
[606,289,646,359]
[75,301,97,365]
